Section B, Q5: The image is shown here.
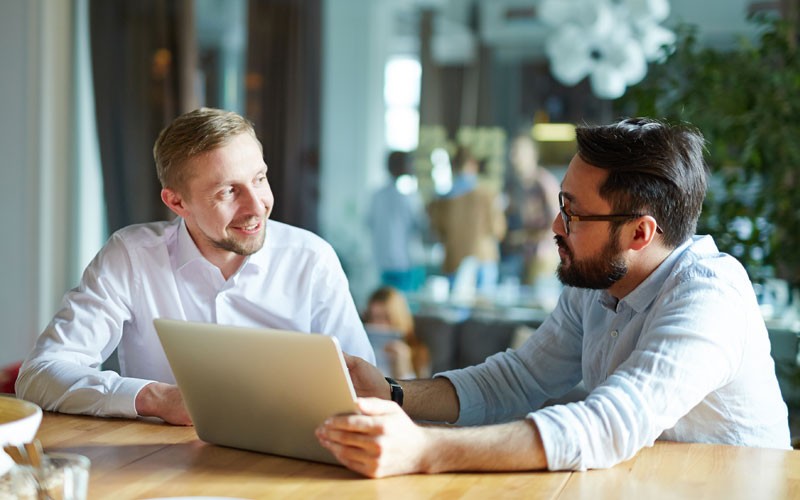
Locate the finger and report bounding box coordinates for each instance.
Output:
[357,397,403,415]
[343,353,362,369]
[317,437,380,477]
[317,426,382,454]
[322,414,386,434]
[318,429,376,459]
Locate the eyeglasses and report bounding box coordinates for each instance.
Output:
[558,192,663,236]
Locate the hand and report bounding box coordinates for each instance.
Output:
[383,340,414,379]
[134,382,193,426]
[316,397,433,478]
[343,353,391,399]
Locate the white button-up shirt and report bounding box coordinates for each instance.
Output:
[441,236,790,470]
[17,218,375,418]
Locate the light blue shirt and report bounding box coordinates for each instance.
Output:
[440,235,790,470]
[444,173,478,199]
[366,183,427,271]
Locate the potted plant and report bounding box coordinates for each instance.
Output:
[620,15,800,290]
[620,14,800,413]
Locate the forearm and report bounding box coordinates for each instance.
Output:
[16,357,147,418]
[401,378,459,423]
[422,419,548,473]
[317,398,547,477]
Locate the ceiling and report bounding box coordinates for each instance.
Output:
[390,0,763,64]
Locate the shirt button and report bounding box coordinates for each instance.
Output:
[610,330,619,338]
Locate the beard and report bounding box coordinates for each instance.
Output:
[211,219,267,256]
[555,234,628,289]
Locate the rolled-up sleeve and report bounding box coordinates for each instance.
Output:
[438,291,585,426]
[530,274,751,470]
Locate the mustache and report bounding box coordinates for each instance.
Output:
[554,235,572,259]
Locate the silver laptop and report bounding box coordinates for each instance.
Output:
[153,318,358,465]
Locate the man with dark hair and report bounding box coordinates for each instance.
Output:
[387,151,410,179]
[317,117,790,477]
[17,108,375,424]
[366,150,428,293]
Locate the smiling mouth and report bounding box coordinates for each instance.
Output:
[231,220,264,234]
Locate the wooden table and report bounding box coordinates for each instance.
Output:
[35,412,800,499]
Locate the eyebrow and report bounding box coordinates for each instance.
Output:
[209,166,268,189]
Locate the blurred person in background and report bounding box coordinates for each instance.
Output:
[428,146,506,294]
[362,286,431,380]
[502,133,561,285]
[366,151,428,293]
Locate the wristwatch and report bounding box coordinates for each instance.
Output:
[385,377,404,407]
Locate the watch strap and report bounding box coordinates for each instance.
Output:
[385,376,404,407]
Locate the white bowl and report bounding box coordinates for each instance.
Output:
[0,396,42,476]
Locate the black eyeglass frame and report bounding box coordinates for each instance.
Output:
[558,192,663,236]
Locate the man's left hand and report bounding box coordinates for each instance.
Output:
[316,397,432,478]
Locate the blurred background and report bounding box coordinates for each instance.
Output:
[1,0,799,407]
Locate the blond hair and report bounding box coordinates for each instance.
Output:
[153,107,261,193]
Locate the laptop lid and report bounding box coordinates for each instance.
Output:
[153,318,358,465]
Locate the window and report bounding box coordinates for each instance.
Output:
[384,56,421,152]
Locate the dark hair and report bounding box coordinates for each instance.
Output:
[576,117,708,248]
[387,151,410,178]
[154,107,261,192]
[452,145,476,173]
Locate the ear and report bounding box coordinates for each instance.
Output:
[161,188,189,218]
[628,215,660,251]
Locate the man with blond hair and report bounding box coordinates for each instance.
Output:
[18,108,374,424]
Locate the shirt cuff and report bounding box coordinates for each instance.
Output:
[434,369,486,426]
[109,377,156,419]
[528,406,584,471]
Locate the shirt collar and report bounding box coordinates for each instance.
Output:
[244,224,271,271]
[175,218,207,271]
[606,236,700,314]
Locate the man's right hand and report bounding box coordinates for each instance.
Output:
[344,354,460,423]
[135,382,193,426]
[343,354,392,400]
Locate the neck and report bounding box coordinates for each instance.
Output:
[216,255,246,281]
[608,244,673,299]
[184,225,247,281]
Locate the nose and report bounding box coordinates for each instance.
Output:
[551,211,566,237]
[241,185,269,217]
